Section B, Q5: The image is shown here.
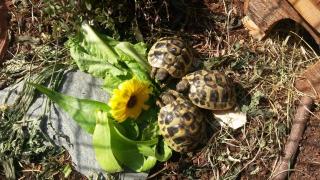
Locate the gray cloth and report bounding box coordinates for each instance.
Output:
[0,70,148,179]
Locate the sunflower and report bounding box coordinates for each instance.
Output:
[108,78,151,122]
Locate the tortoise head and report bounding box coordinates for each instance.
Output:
[160,90,183,105]
[160,92,176,105]
[151,67,169,82]
[176,79,189,93]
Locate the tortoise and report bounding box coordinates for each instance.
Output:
[157,90,206,152]
[176,70,236,111]
[148,37,193,82]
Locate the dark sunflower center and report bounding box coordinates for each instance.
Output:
[127,95,137,108]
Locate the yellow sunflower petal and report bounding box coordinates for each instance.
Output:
[108,78,151,122]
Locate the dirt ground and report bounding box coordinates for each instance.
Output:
[1,0,320,179]
[291,112,320,180]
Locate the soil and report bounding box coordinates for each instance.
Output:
[290,112,320,179]
[20,151,87,179]
[150,110,320,179]
[2,0,320,179]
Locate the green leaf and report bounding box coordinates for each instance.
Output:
[93,111,123,173]
[138,156,157,172]
[69,44,125,79]
[134,140,172,162]
[118,120,140,140]
[80,22,119,64]
[114,42,151,83]
[95,111,159,172]
[125,60,150,82]
[29,83,109,134]
[103,74,128,94]
[113,122,158,146]
[62,165,72,178]
[115,42,151,73]
[141,120,160,141]
[137,106,160,141]
[67,23,154,93]
[110,122,157,172]
[154,140,172,162]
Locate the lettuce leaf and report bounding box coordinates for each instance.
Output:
[93,112,123,173]
[60,22,171,172]
[94,111,169,172]
[103,74,129,94]
[69,43,125,78]
[115,42,151,78]
[67,22,152,92]
[80,23,119,65]
[30,82,171,172]
[29,83,109,134]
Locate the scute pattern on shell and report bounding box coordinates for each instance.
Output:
[158,95,205,152]
[183,70,236,110]
[148,37,193,78]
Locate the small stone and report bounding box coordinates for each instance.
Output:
[213,110,247,130]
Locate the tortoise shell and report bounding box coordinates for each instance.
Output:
[148,37,193,78]
[176,70,236,110]
[158,91,205,152]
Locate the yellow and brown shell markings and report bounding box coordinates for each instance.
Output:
[176,70,236,111]
[148,37,193,81]
[158,90,205,152]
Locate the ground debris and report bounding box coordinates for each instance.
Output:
[2,0,320,179]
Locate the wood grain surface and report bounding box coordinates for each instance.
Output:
[288,0,320,33]
[244,0,320,44]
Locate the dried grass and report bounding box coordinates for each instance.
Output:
[153,1,320,178]
[2,0,320,179]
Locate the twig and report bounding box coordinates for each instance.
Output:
[271,168,313,179]
[147,166,167,179]
[272,96,313,180]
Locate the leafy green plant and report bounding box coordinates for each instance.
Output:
[29,82,171,173]
[29,23,171,173]
[68,22,153,94]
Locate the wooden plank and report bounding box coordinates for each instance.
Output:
[295,59,320,100]
[288,0,320,33]
[244,0,320,45]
